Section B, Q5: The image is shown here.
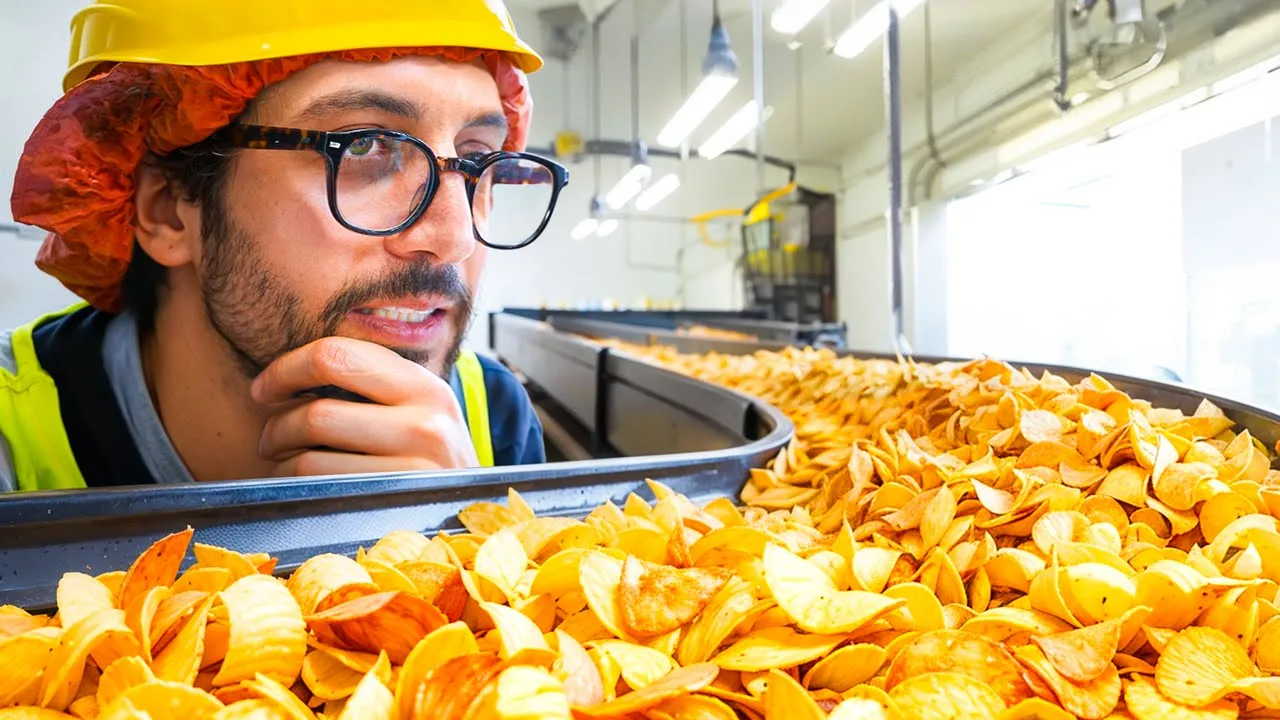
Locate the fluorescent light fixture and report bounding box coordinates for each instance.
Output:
[833,0,927,60]
[698,101,765,159]
[770,0,831,35]
[605,163,651,209]
[571,218,598,240]
[635,174,681,211]
[657,74,738,148]
[596,219,619,237]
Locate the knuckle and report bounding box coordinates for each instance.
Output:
[302,399,341,431]
[315,338,356,376]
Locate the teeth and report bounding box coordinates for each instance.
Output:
[369,307,434,323]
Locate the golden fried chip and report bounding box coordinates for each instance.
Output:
[173,567,234,596]
[193,544,261,582]
[591,640,673,690]
[1031,618,1121,683]
[38,609,140,712]
[884,629,1033,708]
[97,680,224,720]
[552,630,603,708]
[335,651,392,720]
[760,668,825,720]
[118,528,194,612]
[1123,675,1238,720]
[491,665,570,720]
[393,622,478,720]
[152,594,213,684]
[571,663,719,718]
[286,555,377,616]
[301,649,364,701]
[1154,626,1256,707]
[398,562,467,622]
[305,591,445,666]
[887,672,1006,720]
[998,697,1077,720]
[474,528,529,601]
[1014,644,1121,719]
[676,578,757,666]
[712,627,845,671]
[617,556,730,637]
[803,644,885,693]
[213,575,307,687]
[763,544,902,634]
[0,628,60,707]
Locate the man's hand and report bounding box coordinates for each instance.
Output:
[250,337,479,477]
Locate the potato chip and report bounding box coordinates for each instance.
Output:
[212,575,306,687]
[803,644,886,693]
[305,591,444,666]
[118,529,194,612]
[590,640,673,690]
[712,627,845,671]
[474,528,528,601]
[763,544,902,634]
[1123,675,1238,720]
[97,680,224,720]
[571,663,719,718]
[152,594,213,684]
[491,665,570,720]
[1014,645,1121,719]
[882,583,945,633]
[193,544,261,582]
[1031,618,1121,683]
[884,629,1032,707]
[0,628,60,707]
[647,694,739,720]
[676,578,757,666]
[286,555,376,616]
[760,668,825,720]
[887,672,1006,719]
[208,700,290,719]
[393,622,478,720]
[39,609,140,712]
[396,562,467,622]
[551,630,603,708]
[150,591,208,657]
[617,556,730,637]
[334,652,391,720]
[301,650,364,701]
[1155,626,1257,707]
[998,697,1077,720]
[173,567,234,596]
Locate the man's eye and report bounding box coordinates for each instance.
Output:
[349,137,377,156]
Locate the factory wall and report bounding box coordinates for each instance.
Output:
[835,3,1280,354]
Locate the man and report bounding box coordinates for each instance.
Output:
[0,1,570,492]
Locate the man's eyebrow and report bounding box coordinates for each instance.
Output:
[464,112,509,134]
[296,90,423,123]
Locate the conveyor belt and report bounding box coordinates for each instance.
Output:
[533,312,1280,457]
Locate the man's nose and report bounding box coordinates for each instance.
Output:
[383,172,475,264]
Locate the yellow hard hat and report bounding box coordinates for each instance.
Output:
[64,0,544,92]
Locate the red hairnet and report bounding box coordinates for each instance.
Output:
[10,48,532,313]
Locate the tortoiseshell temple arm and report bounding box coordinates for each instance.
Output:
[222,125,325,151]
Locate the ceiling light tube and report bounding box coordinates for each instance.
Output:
[605,163,651,210]
[635,173,681,211]
[833,0,927,60]
[771,0,832,35]
[657,74,739,148]
[596,219,620,237]
[571,218,599,240]
[697,101,766,160]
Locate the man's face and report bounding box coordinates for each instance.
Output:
[196,56,501,379]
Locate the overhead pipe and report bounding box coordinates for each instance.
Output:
[527,139,798,182]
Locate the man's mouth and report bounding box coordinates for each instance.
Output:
[354,306,448,324]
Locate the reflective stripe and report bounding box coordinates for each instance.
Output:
[455,349,494,467]
[0,303,89,491]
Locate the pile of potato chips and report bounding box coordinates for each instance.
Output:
[5,345,1280,719]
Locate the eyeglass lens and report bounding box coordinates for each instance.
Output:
[334,134,556,247]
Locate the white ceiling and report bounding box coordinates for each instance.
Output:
[507,0,1048,165]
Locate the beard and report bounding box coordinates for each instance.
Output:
[198,210,474,381]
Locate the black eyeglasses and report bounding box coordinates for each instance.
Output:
[217,124,570,250]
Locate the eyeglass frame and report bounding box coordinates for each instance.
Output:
[214,124,570,250]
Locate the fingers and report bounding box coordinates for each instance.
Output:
[250,337,455,406]
[259,399,475,465]
[271,451,448,478]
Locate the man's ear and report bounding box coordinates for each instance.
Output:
[134,161,198,269]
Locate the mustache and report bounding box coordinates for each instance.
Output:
[319,261,473,334]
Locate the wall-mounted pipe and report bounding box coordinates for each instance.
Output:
[1054,0,1074,112]
[884,5,912,357]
